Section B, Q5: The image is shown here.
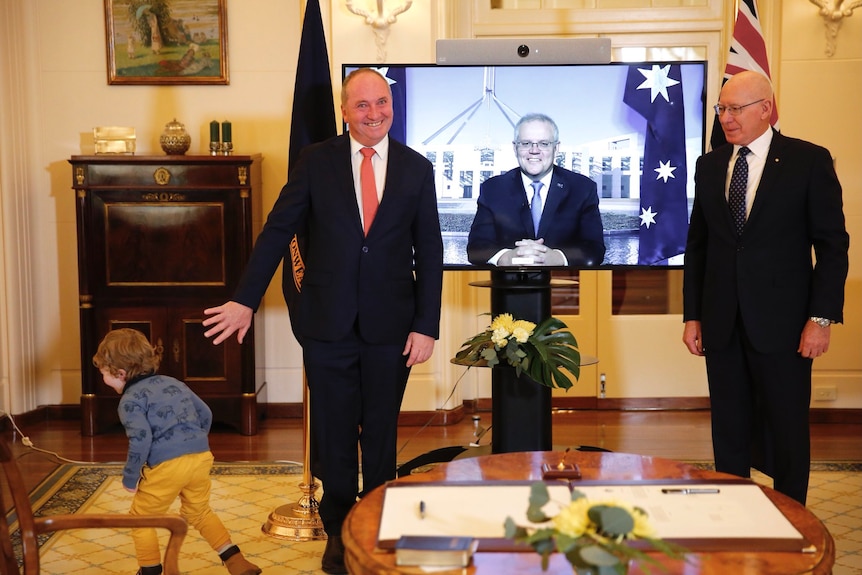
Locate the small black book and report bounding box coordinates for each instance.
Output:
[394,535,477,567]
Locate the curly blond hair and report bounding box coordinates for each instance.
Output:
[92,328,161,380]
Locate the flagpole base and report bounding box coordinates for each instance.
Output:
[261,481,326,541]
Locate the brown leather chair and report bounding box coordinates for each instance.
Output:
[0,437,187,575]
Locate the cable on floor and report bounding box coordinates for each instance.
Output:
[2,411,98,465]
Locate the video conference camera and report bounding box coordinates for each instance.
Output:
[436,38,612,65]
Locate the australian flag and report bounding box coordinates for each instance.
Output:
[369,66,407,144]
[284,0,337,340]
[289,0,336,172]
[623,64,689,265]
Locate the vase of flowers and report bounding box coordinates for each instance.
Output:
[453,313,581,390]
[505,482,685,575]
[453,313,580,453]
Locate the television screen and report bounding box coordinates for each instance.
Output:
[343,62,707,269]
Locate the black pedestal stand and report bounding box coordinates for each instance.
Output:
[470,270,575,454]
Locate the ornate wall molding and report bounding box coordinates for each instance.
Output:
[345,0,413,62]
[808,0,862,56]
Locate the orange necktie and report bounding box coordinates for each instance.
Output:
[360,147,378,235]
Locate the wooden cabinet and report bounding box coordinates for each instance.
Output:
[70,155,263,436]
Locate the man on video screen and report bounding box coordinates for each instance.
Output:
[467,113,606,267]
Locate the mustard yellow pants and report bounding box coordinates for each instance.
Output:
[129,451,231,566]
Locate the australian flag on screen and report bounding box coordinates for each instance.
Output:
[623,64,689,265]
[371,66,407,144]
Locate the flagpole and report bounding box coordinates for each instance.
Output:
[262,369,325,540]
[261,0,333,542]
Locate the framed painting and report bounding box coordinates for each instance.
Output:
[104,0,229,85]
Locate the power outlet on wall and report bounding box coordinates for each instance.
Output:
[813,386,837,401]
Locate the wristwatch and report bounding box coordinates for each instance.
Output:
[809,316,832,328]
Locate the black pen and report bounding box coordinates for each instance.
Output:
[419,500,426,519]
[661,488,720,494]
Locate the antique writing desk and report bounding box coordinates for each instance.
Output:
[342,451,834,574]
[70,155,263,435]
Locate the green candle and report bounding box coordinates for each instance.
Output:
[222,121,232,143]
[209,120,219,142]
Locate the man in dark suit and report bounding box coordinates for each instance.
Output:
[202,68,443,574]
[466,113,605,267]
[683,71,849,505]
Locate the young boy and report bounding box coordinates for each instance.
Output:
[93,328,262,575]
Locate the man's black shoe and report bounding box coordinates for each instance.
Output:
[321,534,347,574]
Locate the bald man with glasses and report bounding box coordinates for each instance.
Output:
[683,70,849,505]
[466,113,605,268]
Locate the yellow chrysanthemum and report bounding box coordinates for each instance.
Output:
[630,506,655,538]
[552,498,593,538]
[490,313,515,334]
[491,328,510,348]
[511,325,534,343]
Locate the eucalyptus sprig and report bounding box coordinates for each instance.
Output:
[505,482,687,574]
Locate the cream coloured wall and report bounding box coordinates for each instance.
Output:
[1,0,312,411]
[0,0,859,416]
[778,1,862,408]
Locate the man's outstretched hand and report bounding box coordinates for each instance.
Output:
[203,301,253,345]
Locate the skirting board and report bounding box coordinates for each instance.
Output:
[436,38,612,65]
[8,404,861,429]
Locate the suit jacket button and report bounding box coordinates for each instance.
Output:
[362,246,369,253]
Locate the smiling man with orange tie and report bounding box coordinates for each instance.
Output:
[202,68,443,574]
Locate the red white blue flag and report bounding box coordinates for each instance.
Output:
[710,0,779,149]
[623,64,689,265]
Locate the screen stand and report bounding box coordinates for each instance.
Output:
[470,270,569,453]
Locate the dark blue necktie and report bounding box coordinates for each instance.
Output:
[728,146,750,235]
[530,181,543,236]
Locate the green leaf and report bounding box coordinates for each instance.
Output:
[580,544,620,566]
[571,489,588,502]
[589,506,634,537]
[503,516,527,539]
[554,532,579,554]
[528,481,551,507]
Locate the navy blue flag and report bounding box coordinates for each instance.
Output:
[284,0,337,339]
[623,64,689,265]
[383,66,407,143]
[288,0,336,172]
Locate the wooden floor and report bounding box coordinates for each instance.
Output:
[4,409,862,503]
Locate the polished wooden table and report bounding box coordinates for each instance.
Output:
[342,451,834,574]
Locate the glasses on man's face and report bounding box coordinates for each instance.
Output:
[514,140,557,151]
[713,99,765,117]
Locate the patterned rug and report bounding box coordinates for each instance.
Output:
[693,461,862,575]
[9,461,862,575]
[9,461,334,575]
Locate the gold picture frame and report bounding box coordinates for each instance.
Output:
[104,0,229,85]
